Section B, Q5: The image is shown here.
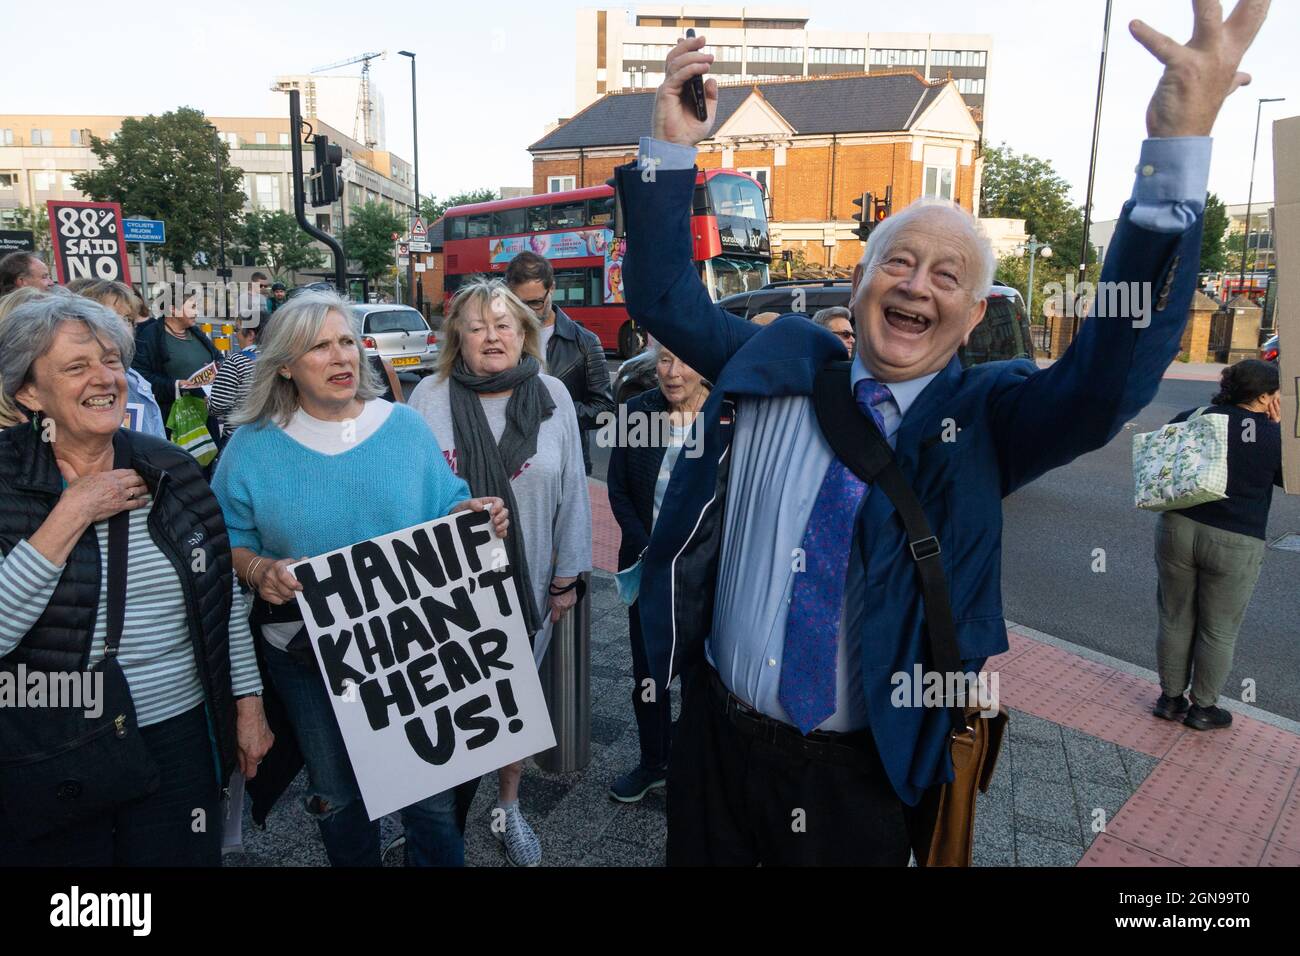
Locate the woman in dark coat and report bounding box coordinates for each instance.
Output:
[0,293,271,865]
[1152,359,1284,731]
[606,342,707,802]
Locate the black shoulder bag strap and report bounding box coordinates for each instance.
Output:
[811,362,967,736]
[104,438,134,658]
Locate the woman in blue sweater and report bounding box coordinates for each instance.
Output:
[1152,359,1283,731]
[212,291,508,867]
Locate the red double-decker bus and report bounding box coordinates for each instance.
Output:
[442,169,771,356]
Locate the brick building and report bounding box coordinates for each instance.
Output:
[529,70,982,269]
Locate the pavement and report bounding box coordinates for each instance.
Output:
[223,473,1300,868]
[1034,358,1228,381]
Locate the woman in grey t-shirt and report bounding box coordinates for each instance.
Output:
[408,280,591,867]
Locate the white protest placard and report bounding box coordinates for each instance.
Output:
[291,509,554,821]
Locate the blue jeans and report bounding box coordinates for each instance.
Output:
[262,645,463,867]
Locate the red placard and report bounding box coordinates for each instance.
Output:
[46,200,132,285]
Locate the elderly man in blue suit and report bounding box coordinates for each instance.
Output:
[616,0,1271,866]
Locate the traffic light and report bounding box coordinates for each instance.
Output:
[309,134,343,207]
[852,191,874,241]
[876,185,893,223]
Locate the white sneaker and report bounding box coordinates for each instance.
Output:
[492,804,542,867]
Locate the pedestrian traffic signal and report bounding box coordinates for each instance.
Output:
[309,134,343,206]
[852,191,874,241]
[876,185,893,223]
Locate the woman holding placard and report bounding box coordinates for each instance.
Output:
[212,290,508,867]
[408,279,592,868]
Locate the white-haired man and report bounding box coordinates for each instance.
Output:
[616,0,1270,866]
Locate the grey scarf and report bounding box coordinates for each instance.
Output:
[448,354,555,635]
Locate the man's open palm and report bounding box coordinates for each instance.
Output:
[1132,0,1270,138]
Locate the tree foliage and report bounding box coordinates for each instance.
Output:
[420,188,499,224]
[981,143,1100,318]
[340,201,406,282]
[1199,192,1229,274]
[4,205,54,260]
[72,107,246,274]
[980,143,1080,250]
[235,209,325,279]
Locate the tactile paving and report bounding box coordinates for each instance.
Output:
[1268,784,1300,852]
[1261,842,1300,867]
[998,641,1114,697]
[1164,732,1300,786]
[1106,794,1268,866]
[1087,670,1164,717]
[1176,717,1300,768]
[1077,833,1182,867]
[588,480,620,573]
[1134,759,1290,839]
[998,673,1086,724]
[1061,698,1184,758]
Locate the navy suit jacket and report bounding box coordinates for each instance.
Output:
[617,163,1203,805]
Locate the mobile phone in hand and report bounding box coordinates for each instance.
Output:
[682,28,708,122]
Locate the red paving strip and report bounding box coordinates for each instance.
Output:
[999,626,1300,866]
[1102,793,1270,867]
[589,480,620,574]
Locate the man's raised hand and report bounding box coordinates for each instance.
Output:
[1131,0,1270,138]
[652,34,719,147]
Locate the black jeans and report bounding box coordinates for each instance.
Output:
[628,601,672,769]
[0,704,222,866]
[666,666,911,866]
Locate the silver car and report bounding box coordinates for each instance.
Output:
[351,304,438,374]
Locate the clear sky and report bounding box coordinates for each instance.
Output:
[8,1,1298,218]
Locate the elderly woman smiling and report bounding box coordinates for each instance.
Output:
[0,293,271,866]
[212,290,508,868]
[408,279,592,867]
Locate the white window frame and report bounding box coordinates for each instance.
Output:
[547,175,576,193]
[278,132,290,146]
[255,132,267,145]
[923,165,955,201]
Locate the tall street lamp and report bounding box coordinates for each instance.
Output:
[1022,235,1053,326]
[1239,96,1286,295]
[1075,0,1114,343]
[398,50,420,311]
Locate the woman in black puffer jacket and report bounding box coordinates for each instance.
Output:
[0,293,271,866]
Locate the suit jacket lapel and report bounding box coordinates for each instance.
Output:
[891,355,964,472]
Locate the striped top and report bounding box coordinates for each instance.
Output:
[0,497,261,726]
[208,346,257,435]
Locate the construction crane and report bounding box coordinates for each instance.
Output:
[311,51,386,149]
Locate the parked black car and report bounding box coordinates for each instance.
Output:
[613,280,1034,403]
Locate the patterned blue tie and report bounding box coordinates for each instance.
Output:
[779,379,894,734]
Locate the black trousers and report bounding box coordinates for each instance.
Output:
[0,704,222,866]
[666,666,911,866]
[628,601,672,769]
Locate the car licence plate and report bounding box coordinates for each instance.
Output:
[391,356,420,367]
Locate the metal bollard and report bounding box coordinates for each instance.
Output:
[535,571,592,773]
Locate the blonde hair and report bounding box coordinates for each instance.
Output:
[229,290,380,429]
[66,278,142,322]
[437,279,543,380]
[0,288,51,425]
